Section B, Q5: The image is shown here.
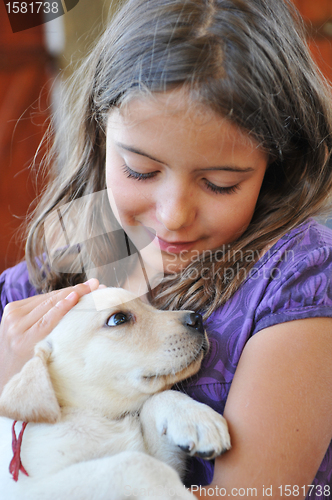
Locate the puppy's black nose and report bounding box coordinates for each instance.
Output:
[185,312,205,336]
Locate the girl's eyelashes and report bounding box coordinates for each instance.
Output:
[122,163,240,195]
[204,180,240,195]
[121,164,157,181]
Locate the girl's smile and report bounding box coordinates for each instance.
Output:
[106,89,268,275]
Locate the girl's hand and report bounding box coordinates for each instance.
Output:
[0,279,100,394]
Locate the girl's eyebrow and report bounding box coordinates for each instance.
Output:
[115,141,255,173]
[115,142,165,164]
[198,166,255,173]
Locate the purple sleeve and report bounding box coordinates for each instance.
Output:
[0,262,37,320]
[253,241,332,334]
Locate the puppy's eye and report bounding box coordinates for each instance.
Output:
[106,312,129,327]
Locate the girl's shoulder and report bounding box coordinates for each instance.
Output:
[210,218,332,339]
[0,261,37,318]
[266,217,332,258]
[242,218,332,287]
[248,218,332,333]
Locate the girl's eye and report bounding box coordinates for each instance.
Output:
[106,312,129,327]
[122,164,157,181]
[122,164,239,194]
[204,180,239,195]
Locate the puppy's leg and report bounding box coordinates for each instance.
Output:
[17,451,194,500]
[140,391,231,478]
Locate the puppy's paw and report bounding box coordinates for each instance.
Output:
[152,391,231,459]
[163,405,231,459]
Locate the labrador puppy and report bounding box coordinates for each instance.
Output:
[0,288,230,500]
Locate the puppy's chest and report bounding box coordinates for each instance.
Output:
[21,412,146,478]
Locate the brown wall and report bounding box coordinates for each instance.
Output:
[293,0,332,81]
[0,1,53,273]
[0,1,331,273]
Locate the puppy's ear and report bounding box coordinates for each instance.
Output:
[0,342,61,423]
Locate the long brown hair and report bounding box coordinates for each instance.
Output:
[26,0,332,317]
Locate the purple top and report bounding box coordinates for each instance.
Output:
[1,219,332,496]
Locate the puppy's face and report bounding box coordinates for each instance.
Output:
[47,288,208,416]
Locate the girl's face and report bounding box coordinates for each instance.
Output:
[106,90,268,275]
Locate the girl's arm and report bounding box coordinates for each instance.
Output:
[0,279,100,394]
[193,317,332,500]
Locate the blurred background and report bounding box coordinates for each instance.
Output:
[0,0,331,273]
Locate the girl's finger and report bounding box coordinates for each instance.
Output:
[8,278,100,312]
[26,291,81,346]
[12,279,100,332]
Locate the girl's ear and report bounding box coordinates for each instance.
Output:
[0,342,61,423]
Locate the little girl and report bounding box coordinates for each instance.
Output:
[1,0,332,498]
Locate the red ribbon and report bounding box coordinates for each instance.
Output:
[9,421,29,482]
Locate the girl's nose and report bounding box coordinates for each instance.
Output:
[156,191,196,232]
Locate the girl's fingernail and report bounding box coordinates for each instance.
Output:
[83,278,98,286]
[65,292,77,301]
[98,284,107,289]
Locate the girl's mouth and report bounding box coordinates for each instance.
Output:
[154,236,198,254]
